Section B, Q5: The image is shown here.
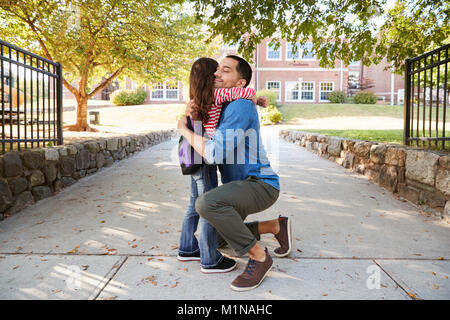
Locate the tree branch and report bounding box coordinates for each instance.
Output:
[62,77,79,97]
[87,67,123,99]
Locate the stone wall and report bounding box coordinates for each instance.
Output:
[0,129,176,220]
[280,130,450,219]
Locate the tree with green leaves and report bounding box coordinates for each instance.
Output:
[192,0,449,71]
[0,0,216,131]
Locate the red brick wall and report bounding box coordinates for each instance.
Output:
[254,38,348,103]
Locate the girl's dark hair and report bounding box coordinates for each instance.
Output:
[189,57,218,123]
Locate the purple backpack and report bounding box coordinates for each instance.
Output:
[178,116,204,175]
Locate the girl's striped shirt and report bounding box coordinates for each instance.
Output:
[204,87,255,138]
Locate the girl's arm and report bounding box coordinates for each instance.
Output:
[214,87,256,105]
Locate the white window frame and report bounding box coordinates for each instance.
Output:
[286,42,300,61]
[285,81,300,102]
[150,81,179,101]
[266,42,281,61]
[165,82,179,100]
[319,81,334,102]
[300,81,315,102]
[151,82,164,100]
[300,43,315,61]
[266,81,281,102]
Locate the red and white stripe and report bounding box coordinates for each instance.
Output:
[204,87,255,138]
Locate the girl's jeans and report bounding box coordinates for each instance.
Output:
[178,165,224,268]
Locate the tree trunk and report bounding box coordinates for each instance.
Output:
[64,96,99,132]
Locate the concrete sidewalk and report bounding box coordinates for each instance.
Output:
[0,132,449,300]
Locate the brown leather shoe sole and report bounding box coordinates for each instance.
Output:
[273,217,292,258]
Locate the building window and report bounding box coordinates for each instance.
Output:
[349,60,360,66]
[320,82,334,101]
[301,43,315,60]
[285,81,300,101]
[301,81,315,101]
[267,43,281,60]
[286,42,300,60]
[151,82,164,100]
[165,83,179,100]
[150,82,179,100]
[266,81,281,101]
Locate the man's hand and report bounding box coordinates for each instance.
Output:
[177,115,188,132]
[256,96,269,108]
[177,115,208,160]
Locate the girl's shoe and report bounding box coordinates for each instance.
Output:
[201,257,237,274]
[177,251,201,261]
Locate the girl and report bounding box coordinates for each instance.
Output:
[177,57,261,273]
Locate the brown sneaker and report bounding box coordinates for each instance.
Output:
[230,248,273,291]
[274,215,292,257]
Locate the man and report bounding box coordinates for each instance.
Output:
[177,55,293,291]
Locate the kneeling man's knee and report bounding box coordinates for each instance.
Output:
[195,194,210,218]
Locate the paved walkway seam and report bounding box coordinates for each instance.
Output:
[90,256,128,300]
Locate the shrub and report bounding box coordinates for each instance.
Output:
[111,87,147,106]
[256,89,278,107]
[110,90,128,106]
[328,90,346,103]
[261,105,282,125]
[353,91,377,104]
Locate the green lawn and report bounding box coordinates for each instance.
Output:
[279,103,449,123]
[294,129,404,144]
[279,103,403,122]
[294,129,450,149]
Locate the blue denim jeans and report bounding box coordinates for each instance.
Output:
[178,165,224,268]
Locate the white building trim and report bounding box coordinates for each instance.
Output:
[256,67,348,72]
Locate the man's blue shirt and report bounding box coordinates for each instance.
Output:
[204,99,280,191]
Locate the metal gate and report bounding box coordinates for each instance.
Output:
[0,39,63,153]
[404,44,449,150]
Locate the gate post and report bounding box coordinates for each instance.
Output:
[56,62,63,145]
[403,58,411,146]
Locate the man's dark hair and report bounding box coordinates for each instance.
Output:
[226,55,252,88]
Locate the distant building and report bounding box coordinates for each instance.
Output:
[251,38,403,104]
[63,38,404,105]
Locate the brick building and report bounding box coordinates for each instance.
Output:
[248,38,404,104]
[63,38,404,105]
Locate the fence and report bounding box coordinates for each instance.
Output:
[0,39,63,153]
[404,43,449,150]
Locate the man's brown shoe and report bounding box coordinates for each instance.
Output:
[230,248,273,292]
[274,215,292,257]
